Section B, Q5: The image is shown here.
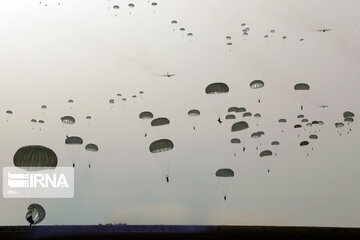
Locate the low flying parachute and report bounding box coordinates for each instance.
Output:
[14,145,57,170]
[26,204,46,226]
[149,139,174,183]
[215,168,234,201]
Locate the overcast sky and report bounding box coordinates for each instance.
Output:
[0,0,360,227]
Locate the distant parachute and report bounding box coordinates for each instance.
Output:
[300,141,309,146]
[215,168,234,201]
[243,112,252,117]
[151,117,171,137]
[26,204,46,226]
[85,143,99,168]
[260,150,272,157]
[228,107,238,113]
[188,109,200,130]
[113,5,119,9]
[309,134,318,139]
[343,111,355,118]
[61,116,75,125]
[250,80,264,89]
[225,114,236,120]
[237,107,246,113]
[171,20,178,31]
[294,83,310,110]
[149,139,174,183]
[139,111,154,119]
[14,145,57,170]
[260,150,273,172]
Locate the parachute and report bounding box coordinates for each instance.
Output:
[61,116,75,125]
[294,83,310,110]
[243,112,252,117]
[65,136,83,167]
[228,107,238,113]
[271,141,280,156]
[231,121,249,132]
[139,111,154,136]
[260,150,273,172]
[236,107,246,113]
[225,114,236,120]
[343,111,355,118]
[140,111,154,119]
[26,204,46,226]
[215,168,234,200]
[171,20,178,31]
[205,82,229,122]
[61,116,75,135]
[260,150,272,157]
[149,139,174,182]
[230,138,241,156]
[151,117,170,127]
[250,80,264,103]
[188,109,200,130]
[151,118,170,136]
[14,145,57,170]
[85,143,99,168]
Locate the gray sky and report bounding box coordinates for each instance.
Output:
[0,0,360,227]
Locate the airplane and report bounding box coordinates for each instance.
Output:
[319,104,329,108]
[317,28,333,33]
[162,72,176,77]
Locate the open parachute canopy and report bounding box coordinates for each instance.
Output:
[250,80,264,89]
[139,111,154,119]
[14,145,58,170]
[26,203,46,225]
[65,136,83,145]
[149,139,174,153]
[151,117,170,127]
[231,121,249,132]
[215,168,234,177]
[188,109,200,116]
[61,116,75,125]
[85,143,99,152]
[205,82,229,94]
[294,83,310,90]
[260,150,273,157]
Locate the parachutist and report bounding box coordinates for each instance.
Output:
[218,118,222,124]
[224,196,227,201]
[165,175,169,183]
[234,153,236,157]
[144,133,147,137]
[27,216,34,227]
[258,99,260,103]
[89,164,91,168]
[193,126,195,130]
[267,169,270,173]
[243,147,245,152]
[73,163,75,168]
[301,105,303,110]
